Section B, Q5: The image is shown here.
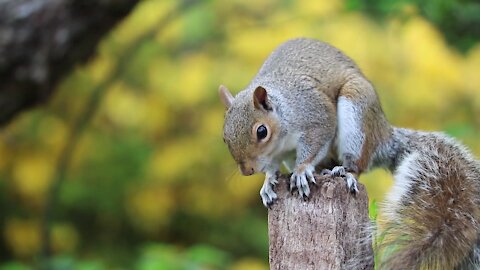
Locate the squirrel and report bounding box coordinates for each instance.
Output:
[219,37,480,269]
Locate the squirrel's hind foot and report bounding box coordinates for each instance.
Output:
[321,166,359,194]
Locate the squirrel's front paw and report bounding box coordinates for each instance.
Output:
[260,174,278,207]
[290,164,316,198]
[321,166,359,194]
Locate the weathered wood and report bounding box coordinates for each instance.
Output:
[268,174,374,270]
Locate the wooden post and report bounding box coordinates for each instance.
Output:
[268,174,374,270]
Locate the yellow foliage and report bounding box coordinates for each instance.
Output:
[399,17,462,108]
[294,0,342,19]
[319,13,388,80]
[12,154,54,205]
[87,55,114,84]
[37,115,67,155]
[156,10,182,46]
[360,169,394,203]
[148,58,176,97]
[175,53,212,105]
[4,219,78,258]
[229,257,269,270]
[70,131,95,170]
[214,60,257,95]
[232,0,276,12]
[464,44,480,97]
[142,93,171,137]
[4,218,40,258]
[401,4,418,16]
[103,82,149,128]
[0,138,9,171]
[216,0,276,20]
[183,183,232,218]
[227,26,266,59]
[51,223,79,253]
[149,54,211,106]
[199,107,225,137]
[109,0,175,48]
[227,22,313,65]
[402,17,462,84]
[126,185,175,234]
[148,138,205,183]
[226,173,264,206]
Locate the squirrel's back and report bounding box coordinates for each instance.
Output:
[379,129,480,269]
[247,38,365,102]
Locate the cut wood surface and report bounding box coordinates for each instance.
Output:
[268,174,374,270]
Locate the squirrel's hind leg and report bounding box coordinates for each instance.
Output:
[326,94,364,193]
[331,77,389,192]
[320,166,359,193]
[335,95,365,173]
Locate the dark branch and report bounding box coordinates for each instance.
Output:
[0,0,139,126]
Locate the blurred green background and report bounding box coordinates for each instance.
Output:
[1,0,479,269]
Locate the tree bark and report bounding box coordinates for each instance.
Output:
[268,174,374,270]
[0,0,139,126]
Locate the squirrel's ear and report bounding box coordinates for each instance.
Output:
[253,86,272,111]
[219,85,234,109]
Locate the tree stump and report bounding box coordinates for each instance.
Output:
[268,174,374,270]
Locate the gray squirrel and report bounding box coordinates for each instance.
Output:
[219,38,480,269]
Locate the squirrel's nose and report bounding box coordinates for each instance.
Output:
[239,163,255,176]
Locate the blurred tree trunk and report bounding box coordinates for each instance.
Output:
[268,175,374,269]
[0,0,139,126]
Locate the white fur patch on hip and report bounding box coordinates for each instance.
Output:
[336,97,365,161]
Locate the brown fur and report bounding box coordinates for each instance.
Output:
[337,76,392,173]
[377,132,480,270]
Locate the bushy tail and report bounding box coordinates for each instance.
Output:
[455,242,480,269]
[376,142,480,270]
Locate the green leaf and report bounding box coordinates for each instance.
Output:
[444,123,474,138]
[185,244,230,268]
[0,262,31,270]
[76,261,107,270]
[182,3,216,48]
[369,199,378,222]
[136,243,183,270]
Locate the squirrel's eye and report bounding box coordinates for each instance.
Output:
[256,125,268,141]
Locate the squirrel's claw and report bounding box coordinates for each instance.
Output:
[290,164,316,199]
[260,174,278,207]
[345,173,359,194]
[320,168,332,176]
[330,166,346,177]
[323,166,359,194]
[307,169,316,185]
[290,172,309,198]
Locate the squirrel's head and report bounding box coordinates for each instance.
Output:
[219,85,281,176]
